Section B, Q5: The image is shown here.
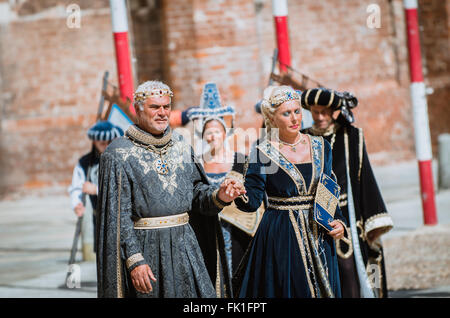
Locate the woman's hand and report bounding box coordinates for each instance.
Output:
[328,220,344,240]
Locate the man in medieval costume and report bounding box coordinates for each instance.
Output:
[96,80,245,298]
[301,87,394,298]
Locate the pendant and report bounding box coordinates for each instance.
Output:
[155,158,169,175]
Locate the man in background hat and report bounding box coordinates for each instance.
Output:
[301,88,393,298]
[68,120,124,256]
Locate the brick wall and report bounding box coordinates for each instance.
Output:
[0,0,449,197]
[0,0,115,197]
[162,0,263,133]
[418,0,450,155]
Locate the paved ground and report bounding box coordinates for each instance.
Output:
[0,159,449,298]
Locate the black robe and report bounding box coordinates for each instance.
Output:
[96,125,232,298]
[304,114,393,298]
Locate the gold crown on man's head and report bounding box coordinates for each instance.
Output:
[134,89,174,102]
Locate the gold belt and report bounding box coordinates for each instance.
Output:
[134,212,189,229]
[267,196,314,211]
[268,203,313,210]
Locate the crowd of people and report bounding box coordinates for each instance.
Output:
[69,80,393,298]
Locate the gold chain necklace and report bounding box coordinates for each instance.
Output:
[146,141,173,175]
[126,131,173,175]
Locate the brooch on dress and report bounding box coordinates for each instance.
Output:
[154,157,169,175]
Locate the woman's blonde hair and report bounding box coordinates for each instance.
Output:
[261,85,301,132]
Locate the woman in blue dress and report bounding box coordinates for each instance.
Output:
[231,85,347,298]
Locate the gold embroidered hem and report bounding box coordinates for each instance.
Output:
[134,213,189,229]
[288,210,316,297]
[126,253,145,269]
[116,169,124,298]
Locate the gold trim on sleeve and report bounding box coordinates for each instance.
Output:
[126,253,145,269]
[364,213,394,244]
[212,189,226,210]
[215,236,222,298]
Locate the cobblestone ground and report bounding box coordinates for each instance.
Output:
[383,224,450,291]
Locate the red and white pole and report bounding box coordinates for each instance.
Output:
[404,0,437,225]
[110,0,135,114]
[272,0,291,73]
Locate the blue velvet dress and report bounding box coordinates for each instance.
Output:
[234,135,345,298]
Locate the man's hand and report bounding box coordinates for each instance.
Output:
[82,181,97,195]
[328,220,344,240]
[74,202,85,217]
[217,179,246,203]
[130,264,157,294]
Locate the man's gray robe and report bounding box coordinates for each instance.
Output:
[96,125,231,298]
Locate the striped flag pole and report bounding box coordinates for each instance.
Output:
[110,0,135,114]
[404,0,437,225]
[272,0,291,73]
